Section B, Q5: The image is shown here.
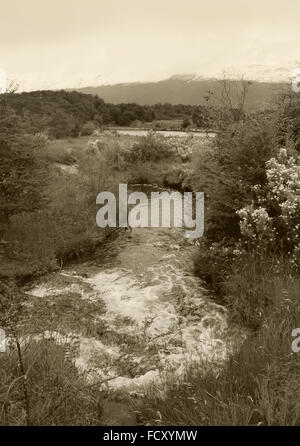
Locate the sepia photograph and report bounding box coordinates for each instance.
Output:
[0,0,300,432]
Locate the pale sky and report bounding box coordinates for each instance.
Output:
[1,0,299,90]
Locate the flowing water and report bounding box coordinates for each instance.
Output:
[26,187,239,395]
[116,129,216,138]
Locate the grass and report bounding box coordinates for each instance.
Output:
[0,338,104,425]
[223,253,300,329]
[137,253,300,425]
[41,139,77,164]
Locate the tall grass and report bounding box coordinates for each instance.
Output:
[0,339,103,425]
[224,253,300,329]
[138,253,300,425]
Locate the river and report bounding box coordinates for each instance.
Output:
[116,129,216,138]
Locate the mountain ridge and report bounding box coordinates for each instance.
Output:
[71,75,290,111]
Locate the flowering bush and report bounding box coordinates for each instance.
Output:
[237,148,300,264]
[237,204,276,248]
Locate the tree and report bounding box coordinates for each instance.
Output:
[182,118,191,129]
[48,110,78,138]
[217,73,252,122]
[81,120,97,136]
[0,88,46,236]
[204,73,252,125]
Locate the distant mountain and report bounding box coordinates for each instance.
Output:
[223,63,297,83]
[73,75,290,111]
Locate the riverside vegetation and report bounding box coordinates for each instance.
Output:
[0,89,299,425]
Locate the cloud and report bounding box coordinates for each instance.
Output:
[1,0,299,90]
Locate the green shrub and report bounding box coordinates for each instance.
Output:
[41,140,76,164]
[193,239,234,296]
[237,148,300,262]
[127,132,173,163]
[0,128,47,236]
[127,162,157,184]
[81,121,98,136]
[189,116,277,243]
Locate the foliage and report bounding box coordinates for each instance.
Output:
[81,120,99,136]
[0,339,103,425]
[237,148,300,264]
[190,116,277,243]
[126,132,173,163]
[278,92,300,152]
[0,109,47,235]
[0,91,214,140]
